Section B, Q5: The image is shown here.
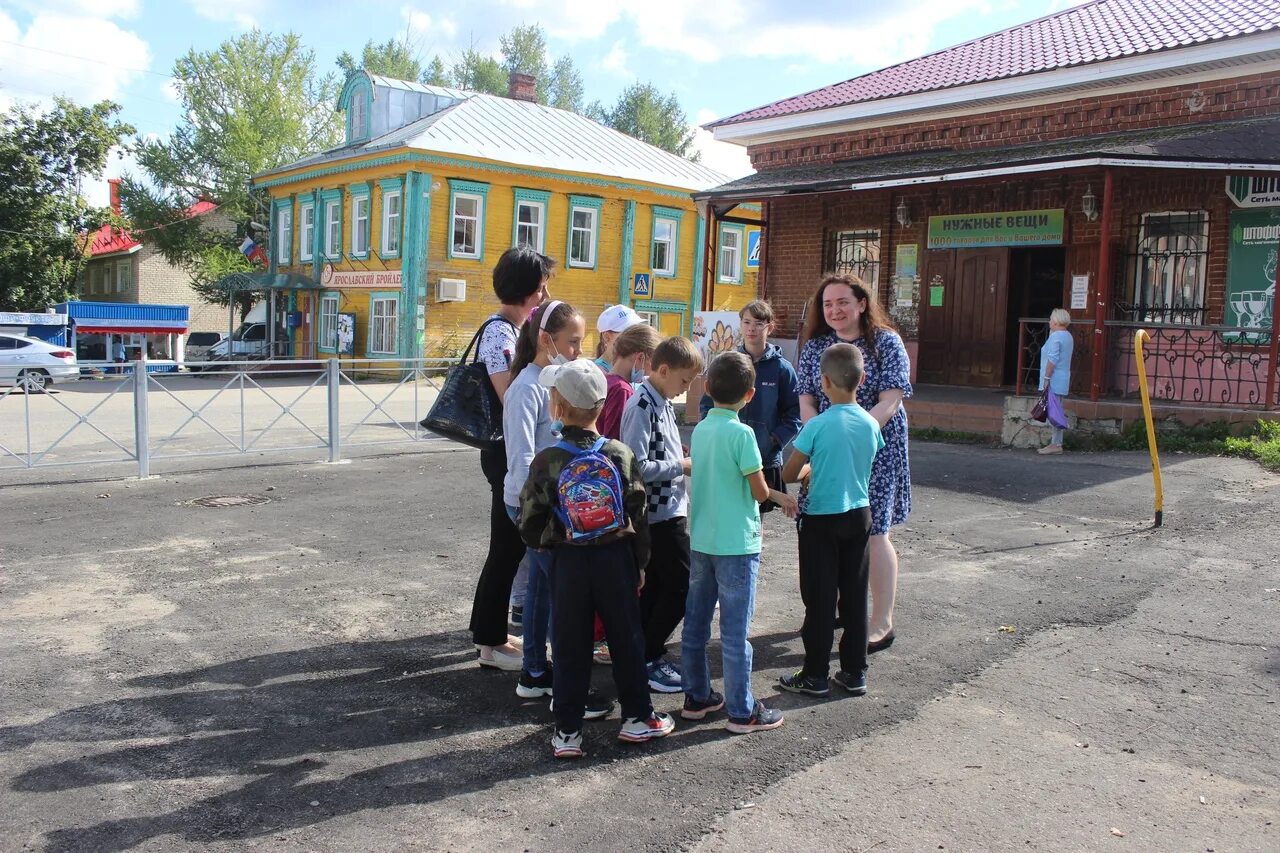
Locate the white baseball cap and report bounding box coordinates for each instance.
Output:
[597,304,644,334]
[538,358,609,409]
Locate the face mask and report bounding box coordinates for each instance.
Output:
[550,419,564,435]
[548,352,569,367]
[631,365,646,384]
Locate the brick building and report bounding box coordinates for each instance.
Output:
[75,179,229,361]
[698,0,1280,408]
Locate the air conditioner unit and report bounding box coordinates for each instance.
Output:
[437,278,466,302]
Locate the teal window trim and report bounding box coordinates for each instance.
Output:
[567,195,604,270]
[317,291,340,353]
[650,208,680,279]
[378,178,403,260]
[718,223,746,284]
[366,290,400,356]
[341,74,373,144]
[447,178,489,261]
[348,183,371,261]
[512,188,551,254]
[320,189,343,261]
[635,300,688,333]
[298,199,316,263]
[272,199,293,267]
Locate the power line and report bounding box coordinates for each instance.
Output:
[0,39,174,79]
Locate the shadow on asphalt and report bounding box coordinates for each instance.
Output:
[1,629,806,852]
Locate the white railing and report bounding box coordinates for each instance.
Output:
[0,358,458,479]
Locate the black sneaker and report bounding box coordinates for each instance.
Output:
[831,669,867,696]
[509,605,523,630]
[779,670,830,697]
[516,667,554,699]
[550,689,615,721]
[681,690,725,720]
[726,702,784,735]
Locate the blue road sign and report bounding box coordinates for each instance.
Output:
[747,231,761,268]
[633,272,651,297]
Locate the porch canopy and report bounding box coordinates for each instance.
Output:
[693,115,1280,204]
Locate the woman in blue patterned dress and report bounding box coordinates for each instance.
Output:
[796,273,912,653]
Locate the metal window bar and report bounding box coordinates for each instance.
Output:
[1105,321,1275,408]
[1113,212,1210,325]
[824,229,881,284]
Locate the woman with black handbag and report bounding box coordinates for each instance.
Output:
[466,247,555,669]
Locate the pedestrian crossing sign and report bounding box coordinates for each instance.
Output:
[747,231,761,268]
[633,272,651,297]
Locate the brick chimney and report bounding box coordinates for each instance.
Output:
[507,72,536,103]
[108,178,122,214]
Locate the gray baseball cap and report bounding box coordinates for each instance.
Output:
[538,358,608,409]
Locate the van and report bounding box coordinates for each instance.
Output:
[185,331,226,362]
[208,323,268,359]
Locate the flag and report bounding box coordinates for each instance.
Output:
[239,236,268,267]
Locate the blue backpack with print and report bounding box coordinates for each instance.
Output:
[554,438,626,542]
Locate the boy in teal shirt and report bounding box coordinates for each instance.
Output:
[682,351,795,734]
[779,344,885,698]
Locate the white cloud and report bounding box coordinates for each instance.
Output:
[692,109,752,179]
[402,6,459,43]
[599,41,632,78]
[0,11,151,107]
[160,78,181,103]
[7,0,139,16]
[497,0,622,40]
[186,0,256,29]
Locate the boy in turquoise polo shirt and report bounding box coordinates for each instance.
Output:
[779,344,885,699]
[682,351,796,734]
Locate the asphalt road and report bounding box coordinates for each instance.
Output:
[0,442,1276,852]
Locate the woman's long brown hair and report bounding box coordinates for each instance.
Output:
[800,272,896,354]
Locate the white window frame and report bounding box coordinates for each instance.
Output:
[651,216,676,277]
[568,205,598,268]
[276,207,292,265]
[636,310,659,328]
[319,293,339,351]
[368,295,399,355]
[324,199,341,260]
[451,193,483,259]
[515,200,545,252]
[351,195,370,257]
[115,260,130,293]
[719,226,743,284]
[350,94,367,141]
[299,203,315,262]
[381,190,401,257]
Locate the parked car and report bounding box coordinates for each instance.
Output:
[208,322,268,359]
[185,331,226,363]
[0,334,79,392]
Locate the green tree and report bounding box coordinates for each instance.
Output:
[546,55,585,112]
[121,30,341,314]
[596,83,698,160]
[499,24,550,101]
[424,55,449,86]
[0,98,133,311]
[450,46,506,95]
[337,35,425,82]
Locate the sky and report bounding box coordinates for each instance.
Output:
[0,0,1089,203]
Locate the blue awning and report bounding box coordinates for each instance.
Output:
[54,301,190,334]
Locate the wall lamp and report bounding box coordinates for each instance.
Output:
[1081,185,1099,222]
[895,198,912,228]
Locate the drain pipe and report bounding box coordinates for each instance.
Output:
[1089,168,1115,402]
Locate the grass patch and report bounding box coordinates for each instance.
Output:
[1067,418,1280,471]
[910,426,1000,446]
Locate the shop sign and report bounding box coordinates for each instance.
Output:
[927,209,1065,249]
[1224,208,1278,343]
[321,265,403,288]
[1226,175,1280,209]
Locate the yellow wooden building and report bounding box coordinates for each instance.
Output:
[252,71,759,361]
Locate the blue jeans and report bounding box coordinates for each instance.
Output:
[506,505,552,674]
[681,551,760,720]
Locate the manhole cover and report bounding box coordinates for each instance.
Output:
[190,494,272,508]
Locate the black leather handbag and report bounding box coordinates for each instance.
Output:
[421,318,512,450]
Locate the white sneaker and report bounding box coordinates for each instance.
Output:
[477,646,522,671]
[1038,444,1063,455]
[552,729,583,759]
[618,711,675,743]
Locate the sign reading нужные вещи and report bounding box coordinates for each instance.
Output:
[927,209,1065,249]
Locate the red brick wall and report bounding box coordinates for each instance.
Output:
[748,71,1280,170]
[763,168,1237,339]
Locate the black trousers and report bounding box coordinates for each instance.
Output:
[640,517,691,663]
[797,507,872,678]
[469,443,526,647]
[551,539,652,733]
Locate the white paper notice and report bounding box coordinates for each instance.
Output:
[1070,274,1089,310]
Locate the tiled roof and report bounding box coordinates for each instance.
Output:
[711,0,1280,128]
[87,200,218,258]
[696,115,1280,199]
[260,91,729,192]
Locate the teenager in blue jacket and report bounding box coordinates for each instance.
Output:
[700,300,802,511]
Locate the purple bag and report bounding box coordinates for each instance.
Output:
[1046,390,1068,430]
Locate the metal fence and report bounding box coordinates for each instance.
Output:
[0,358,457,478]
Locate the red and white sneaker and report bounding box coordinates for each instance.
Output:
[617,711,675,743]
[552,729,584,759]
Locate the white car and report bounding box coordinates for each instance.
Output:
[0,333,79,392]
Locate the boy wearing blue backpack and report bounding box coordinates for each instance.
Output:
[519,358,675,759]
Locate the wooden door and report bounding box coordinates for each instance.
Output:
[947,248,1009,386]
[916,250,954,385]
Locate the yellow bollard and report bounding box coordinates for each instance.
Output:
[1134,329,1164,527]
